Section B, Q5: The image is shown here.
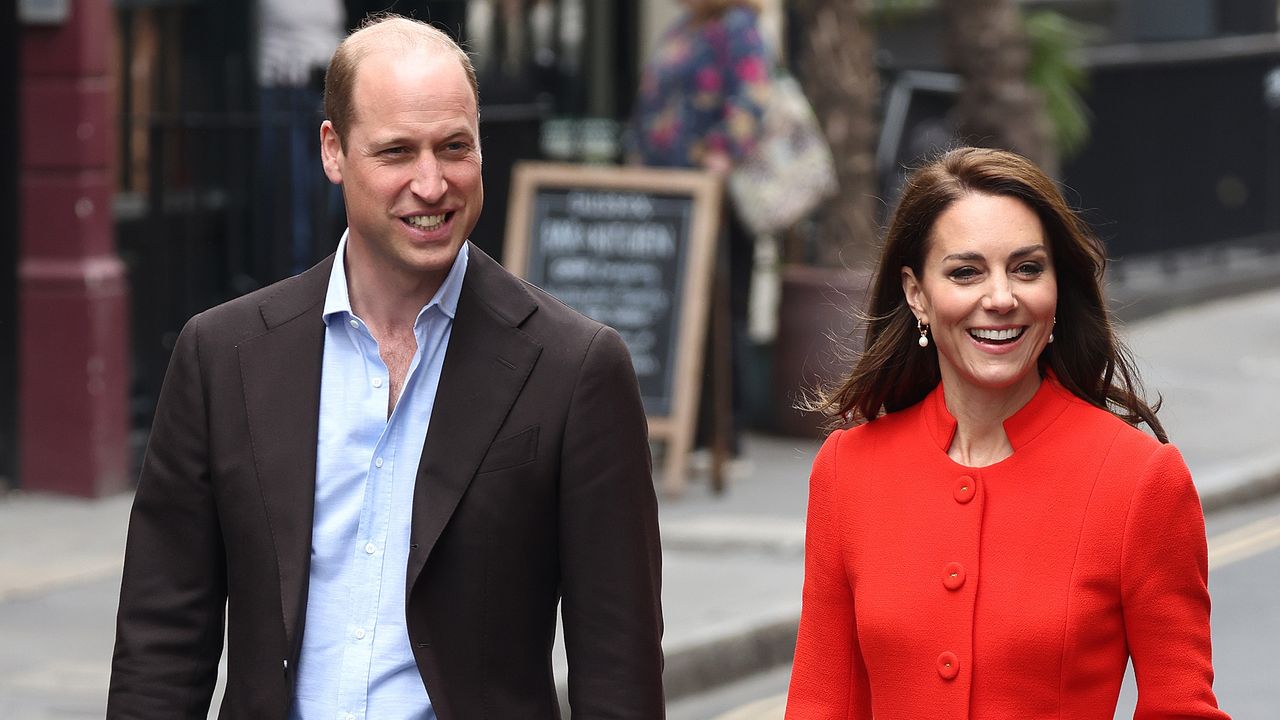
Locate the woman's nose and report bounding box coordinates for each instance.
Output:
[982,276,1018,313]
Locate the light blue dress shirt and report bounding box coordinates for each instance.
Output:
[290,235,468,720]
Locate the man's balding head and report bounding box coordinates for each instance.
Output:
[324,14,479,149]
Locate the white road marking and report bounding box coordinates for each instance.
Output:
[1208,512,1280,569]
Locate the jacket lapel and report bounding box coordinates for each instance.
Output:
[406,245,541,592]
[237,257,332,652]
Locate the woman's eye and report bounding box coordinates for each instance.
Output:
[1014,262,1044,276]
[948,266,980,281]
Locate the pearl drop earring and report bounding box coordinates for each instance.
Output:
[1049,317,1056,344]
[917,319,930,348]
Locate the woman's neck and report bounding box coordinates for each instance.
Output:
[940,372,1043,468]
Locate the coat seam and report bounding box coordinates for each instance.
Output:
[1056,424,1123,719]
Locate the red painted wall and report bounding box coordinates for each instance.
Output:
[19,0,130,496]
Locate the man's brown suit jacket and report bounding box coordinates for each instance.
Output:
[107,244,664,719]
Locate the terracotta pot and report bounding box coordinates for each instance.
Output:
[771,264,871,437]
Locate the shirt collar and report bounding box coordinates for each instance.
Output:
[323,231,469,323]
[922,370,1074,453]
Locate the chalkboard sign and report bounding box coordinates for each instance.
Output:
[504,162,722,495]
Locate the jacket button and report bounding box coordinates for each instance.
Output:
[953,476,976,504]
[937,651,960,680]
[942,562,966,590]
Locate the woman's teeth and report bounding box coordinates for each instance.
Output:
[969,327,1024,343]
[405,213,446,229]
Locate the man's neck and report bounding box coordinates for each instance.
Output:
[344,250,443,334]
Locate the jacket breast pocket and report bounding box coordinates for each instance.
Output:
[476,425,539,474]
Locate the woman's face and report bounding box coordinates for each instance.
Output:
[901,192,1058,401]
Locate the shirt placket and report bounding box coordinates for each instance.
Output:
[333,319,394,720]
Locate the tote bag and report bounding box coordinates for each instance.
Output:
[728,72,838,237]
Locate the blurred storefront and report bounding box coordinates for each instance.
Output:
[9,0,1280,491]
[6,0,657,493]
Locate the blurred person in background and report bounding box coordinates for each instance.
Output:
[628,0,770,460]
[786,147,1229,719]
[256,0,346,274]
[109,15,663,719]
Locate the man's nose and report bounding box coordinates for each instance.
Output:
[409,156,447,202]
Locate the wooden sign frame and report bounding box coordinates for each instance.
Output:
[503,161,722,496]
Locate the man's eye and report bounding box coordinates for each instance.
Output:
[381,147,408,156]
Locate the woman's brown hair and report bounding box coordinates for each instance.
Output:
[817,147,1167,441]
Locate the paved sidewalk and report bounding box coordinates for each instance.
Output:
[3,284,1279,718]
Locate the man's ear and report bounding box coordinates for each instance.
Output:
[901,266,927,323]
[320,120,343,185]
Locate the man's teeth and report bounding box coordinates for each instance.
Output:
[405,214,446,229]
[970,327,1023,341]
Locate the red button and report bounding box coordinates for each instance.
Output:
[953,476,975,504]
[942,562,966,590]
[937,651,960,680]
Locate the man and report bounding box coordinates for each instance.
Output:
[108,16,664,719]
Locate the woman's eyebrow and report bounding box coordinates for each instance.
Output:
[1009,244,1048,259]
[942,244,1045,263]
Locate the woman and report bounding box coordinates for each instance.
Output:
[630,0,769,175]
[786,148,1229,719]
[629,0,770,456]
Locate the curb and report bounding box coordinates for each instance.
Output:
[1107,243,1280,323]
[556,609,800,717]
[1200,464,1280,515]
[662,609,800,703]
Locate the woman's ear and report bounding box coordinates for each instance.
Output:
[901,266,927,322]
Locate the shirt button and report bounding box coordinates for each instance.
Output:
[954,476,976,504]
[365,542,376,555]
[942,562,966,591]
[372,377,383,388]
[355,628,366,640]
[375,457,384,468]
[937,651,960,680]
[348,319,359,329]
[345,714,355,720]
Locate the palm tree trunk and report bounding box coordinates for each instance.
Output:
[789,0,880,268]
[940,0,1057,175]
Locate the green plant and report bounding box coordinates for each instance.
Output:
[1025,9,1099,159]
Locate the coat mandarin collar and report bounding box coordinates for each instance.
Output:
[921,372,1075,454]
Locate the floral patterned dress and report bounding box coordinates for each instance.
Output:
[630,7,770,169]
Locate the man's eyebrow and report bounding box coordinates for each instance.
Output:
[442,129,476,143]
[366,134,411,148]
